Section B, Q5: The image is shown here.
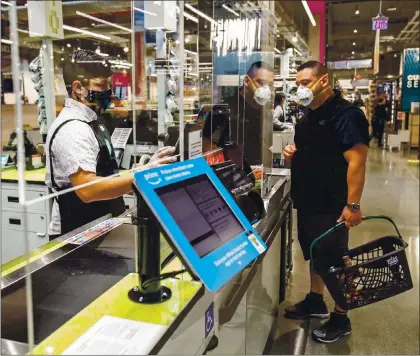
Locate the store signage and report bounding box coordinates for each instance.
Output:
[372,15,389,30]
[204,303,214,338]
[27,0,64,39]
[401,48,420,112]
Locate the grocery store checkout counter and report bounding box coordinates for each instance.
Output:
[1,157,292,355]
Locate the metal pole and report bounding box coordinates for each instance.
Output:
[178,0,185,161]
[156,29,166,144]
[9,1,34,351]
[42,38,56,129]
[131,1,138,273]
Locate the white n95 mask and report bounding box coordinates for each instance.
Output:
[254,85,272,105]
[296,86,314,107]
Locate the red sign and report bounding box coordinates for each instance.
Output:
[372,16,388,30]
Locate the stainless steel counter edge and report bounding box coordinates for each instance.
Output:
[1,215,113,290]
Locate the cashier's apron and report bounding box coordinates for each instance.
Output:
[49,119,125,236]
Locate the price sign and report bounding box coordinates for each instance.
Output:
[372,16,388,30]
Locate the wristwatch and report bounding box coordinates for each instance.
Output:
[347,203,361,212]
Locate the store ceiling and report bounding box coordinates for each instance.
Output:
[326,0,420,61]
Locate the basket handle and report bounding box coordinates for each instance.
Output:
[309,215,402,263]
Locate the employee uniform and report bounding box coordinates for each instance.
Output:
[46,98,125,238]
[291,93,369,270]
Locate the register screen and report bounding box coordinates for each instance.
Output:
[156,174,245,258]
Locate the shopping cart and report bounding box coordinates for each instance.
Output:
[310,215,413,310]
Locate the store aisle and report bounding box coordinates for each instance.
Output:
[267,148,419,355]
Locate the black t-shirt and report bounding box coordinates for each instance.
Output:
[291,93,369,213]
[300,94,370,153]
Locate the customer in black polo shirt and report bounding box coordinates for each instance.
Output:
[283,61,369,343]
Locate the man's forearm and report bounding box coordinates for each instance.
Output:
[76,173,134,203]
[347,161,366,203]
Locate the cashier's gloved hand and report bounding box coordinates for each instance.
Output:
[143,146,177,168]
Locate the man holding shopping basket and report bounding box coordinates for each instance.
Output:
[283,60,369,343]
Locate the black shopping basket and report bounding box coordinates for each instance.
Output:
[310,215,413,310]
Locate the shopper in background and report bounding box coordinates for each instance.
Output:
[46,49,175,238]
[354,94,367,117]
[283,60,369,343]
[370,93,389,147]
[273,93,292,131]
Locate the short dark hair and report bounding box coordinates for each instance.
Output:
[297,60,327,77]
[62,49,112,94]
[247,61,274,77]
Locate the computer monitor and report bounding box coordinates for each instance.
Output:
[133,157,267,292]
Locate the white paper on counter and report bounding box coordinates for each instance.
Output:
[62,316,167,355]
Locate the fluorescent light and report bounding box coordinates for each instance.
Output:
[294,48,302,56]
[185,4,219,26]
[184,49,198,55]
[388,7,397,11]
[1,39,13,44]
[222,4,240,17]
[273,47,281,54]
[1,1,12,6]
[63,24,111,40]
[76,11,132,33]
[98,53,109,57]
[134,7,156,17]
[199,62,213,65]
[301,1,316,27]
[184,11,198,23]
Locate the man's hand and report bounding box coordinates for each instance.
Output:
[147,146,177,167]
[283,144,297,162]
[337,206,362,228]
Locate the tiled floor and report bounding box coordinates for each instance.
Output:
[268,148,419,355]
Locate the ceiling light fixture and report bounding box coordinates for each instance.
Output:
[301,1,316,26]
[184,49,198,56]
[185,4,219,26]
[134,7,157,17]
[123,46,129,53]
[76,11,132,33]
[66,43,71,48]
[292,32,298,43]
[394,53,397,57]
[387,8,397,11]
[1,1,12,6]
[354,29,358,33]
[355,7,360,15]
[294,48,302,56]
[352,51,355,54]
[353,42,356,45]
[77,46,81,50]
[1,38,13,44]
[273,47,282,54]
[222,4,240,17]
[63,24,111,40]
[184,11,198,23]
[98,53,109,57]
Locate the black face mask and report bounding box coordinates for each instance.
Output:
[85,89,113,112]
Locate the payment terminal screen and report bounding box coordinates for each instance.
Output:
[156,174,245,257]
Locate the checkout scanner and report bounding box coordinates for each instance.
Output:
[130,156,267,302]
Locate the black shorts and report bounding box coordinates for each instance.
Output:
[297,211,349,270]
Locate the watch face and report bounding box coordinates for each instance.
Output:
[349,203,360,212]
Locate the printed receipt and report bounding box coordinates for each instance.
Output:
[62,316,167,355]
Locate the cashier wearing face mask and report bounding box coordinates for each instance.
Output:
[46,50,175,238]
[282,61,369,341]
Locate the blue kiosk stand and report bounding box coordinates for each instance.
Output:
[128,157,267,304]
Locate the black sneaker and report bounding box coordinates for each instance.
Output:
[284,293,329,320]
[312,312,352,343]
